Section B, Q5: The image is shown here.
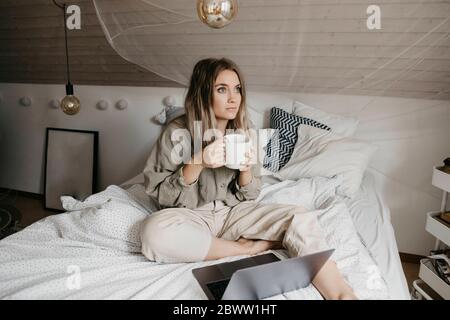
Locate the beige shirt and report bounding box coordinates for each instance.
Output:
[143,116,262,210]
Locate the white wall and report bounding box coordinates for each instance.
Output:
[0,83,188,194]
[1,82,449,256]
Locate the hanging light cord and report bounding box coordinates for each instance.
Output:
[52,0,71,85]
[52,0,63,9]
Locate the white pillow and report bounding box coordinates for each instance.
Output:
[274,125,377,197]
[252,128,276,177]
[292,100,359,137]
[256,175,342,211]
[247,105,264,129]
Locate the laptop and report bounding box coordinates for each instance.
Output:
[192,249,334,300]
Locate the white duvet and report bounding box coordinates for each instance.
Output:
[0,177,390,300]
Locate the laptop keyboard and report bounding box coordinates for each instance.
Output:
[206,279,231,300]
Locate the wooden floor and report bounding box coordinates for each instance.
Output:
[2,191,420,297]
[8,192,57,227]
[402,262,420,295]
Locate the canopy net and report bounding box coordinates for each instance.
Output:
[92,0,450,101]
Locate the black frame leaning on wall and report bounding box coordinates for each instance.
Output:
[44,127,99,212]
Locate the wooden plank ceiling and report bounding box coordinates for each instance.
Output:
[0,0,449,100]
[0,0,179,87]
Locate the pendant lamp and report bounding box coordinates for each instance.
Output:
[53,0,80,115]
[197,0,238,29]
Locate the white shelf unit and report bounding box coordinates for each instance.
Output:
[412,279,443,300]
[414,166,450,300]
[432,166,450,194]
[418,259,450,299]
[426,211,450,247]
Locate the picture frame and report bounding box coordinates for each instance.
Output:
[44,128,99,212]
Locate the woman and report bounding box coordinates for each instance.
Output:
[140,57,357,300]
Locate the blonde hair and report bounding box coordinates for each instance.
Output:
[172,57,250,151]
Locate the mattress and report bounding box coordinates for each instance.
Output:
[342,168,410,300]
[0,171,407,300]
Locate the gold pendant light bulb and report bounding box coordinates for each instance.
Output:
[197,0,238,29]
[60,82,80,115]
[61,94,80,115]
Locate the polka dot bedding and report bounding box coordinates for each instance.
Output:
[0,183,389,299]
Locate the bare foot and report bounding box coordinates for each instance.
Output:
[237,238,283,255]
[337,292,358,300]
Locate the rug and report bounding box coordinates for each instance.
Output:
[0,204,22,240]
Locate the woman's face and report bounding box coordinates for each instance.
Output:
[212,69,242,121]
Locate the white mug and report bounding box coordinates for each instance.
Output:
[224,134,250,170]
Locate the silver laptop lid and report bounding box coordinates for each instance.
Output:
[222,249,335,300]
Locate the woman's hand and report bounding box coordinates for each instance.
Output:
[202,138,226,168]
[238,145,256,172]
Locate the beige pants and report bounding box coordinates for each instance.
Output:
[140,200,330,263]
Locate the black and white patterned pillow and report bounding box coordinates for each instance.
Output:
[263,107,331,172]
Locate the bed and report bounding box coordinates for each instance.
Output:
[0,96,411,299]
[0,167,409,300]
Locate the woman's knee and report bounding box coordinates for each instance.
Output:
[139,212,182,262]
[139,211,212,263]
